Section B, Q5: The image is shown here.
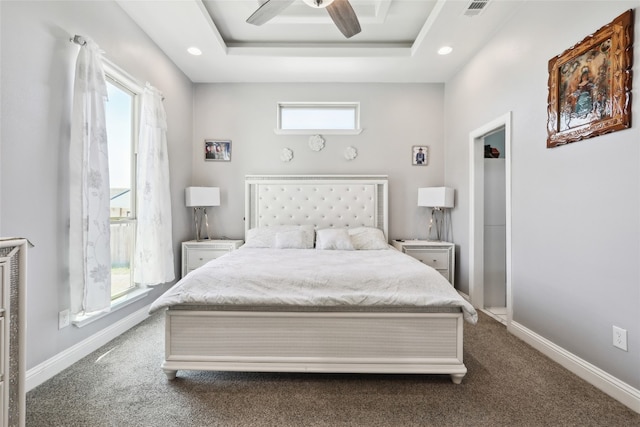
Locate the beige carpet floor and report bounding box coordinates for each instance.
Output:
[26,311,640,426]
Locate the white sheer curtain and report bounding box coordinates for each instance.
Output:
[134,84,175,285]
[69,38,112,315]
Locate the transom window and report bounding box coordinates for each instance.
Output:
[276,102,362,134]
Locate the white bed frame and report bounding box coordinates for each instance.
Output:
[162,175,468,384]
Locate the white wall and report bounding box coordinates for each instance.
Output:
[192,83,446,241]
[445,1,639,389]
[0,1,193,368]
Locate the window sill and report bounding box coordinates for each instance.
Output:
[273,129,363,135]
[72,287,152,328]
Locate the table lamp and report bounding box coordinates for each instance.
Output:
[418,187,454,241]
[185,187,220,241]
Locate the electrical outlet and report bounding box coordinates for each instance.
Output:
[59,309,70,329]
[612,325,628,351]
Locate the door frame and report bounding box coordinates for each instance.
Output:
[468,112,512,323]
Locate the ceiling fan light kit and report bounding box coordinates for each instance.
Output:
[247,0,361,39]
[301,0,334,8]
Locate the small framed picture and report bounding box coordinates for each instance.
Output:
[205,139,231,162]
[412,145,428,166]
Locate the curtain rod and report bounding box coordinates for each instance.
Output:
[69,34,166,101]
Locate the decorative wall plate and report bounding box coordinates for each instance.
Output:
[308,134,325,152]
[344,146,357,160]
[280,148,294,162]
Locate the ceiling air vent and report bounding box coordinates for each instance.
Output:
[464,0,490,17]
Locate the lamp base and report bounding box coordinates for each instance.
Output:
[428,207,452,242]
[193,207,213,241]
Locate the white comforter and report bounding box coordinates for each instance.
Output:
[149,246,477,324]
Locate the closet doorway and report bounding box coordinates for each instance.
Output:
[468,112,512,325]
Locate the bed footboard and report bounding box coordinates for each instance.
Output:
[162,309,467,384]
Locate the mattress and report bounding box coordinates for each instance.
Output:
[149,246,477,324]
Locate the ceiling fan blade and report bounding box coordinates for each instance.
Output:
[247,0,296,26]
[326,0,361,38]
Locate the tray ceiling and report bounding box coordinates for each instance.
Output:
[115,0,524,83]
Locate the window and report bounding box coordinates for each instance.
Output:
[275,102,362,134]
[73,62,152,327]
[104,67,140,300]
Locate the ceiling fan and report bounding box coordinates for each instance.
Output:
[247,0,361,39]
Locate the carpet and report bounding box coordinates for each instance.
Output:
[26,311,640,426]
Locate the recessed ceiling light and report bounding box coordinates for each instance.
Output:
[438,46,453,55]
[187,47,202,56]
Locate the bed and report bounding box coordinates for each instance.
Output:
[150,175,477,384]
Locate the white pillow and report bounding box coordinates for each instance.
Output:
[275,230,307,249]
[316,228,354,250]
[245,225,315,249]
[348,227,388,250]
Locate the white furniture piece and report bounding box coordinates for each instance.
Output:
[417,187,455,242]
[185,187,221,241]
[161,175,470,384]
[181,239,243,277]
[0,239,27,427]
[391,240,455,286]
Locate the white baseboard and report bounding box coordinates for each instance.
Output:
[26,305,151,392]
[509,320,640,414]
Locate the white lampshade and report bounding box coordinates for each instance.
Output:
[185,187,220,207]
[418,187,454,208]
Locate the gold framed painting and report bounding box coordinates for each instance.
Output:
[547,9,633,148]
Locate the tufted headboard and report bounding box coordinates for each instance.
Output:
[245,175,388,239]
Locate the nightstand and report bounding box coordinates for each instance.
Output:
[391,240,455,286]
[181,239,243,277]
